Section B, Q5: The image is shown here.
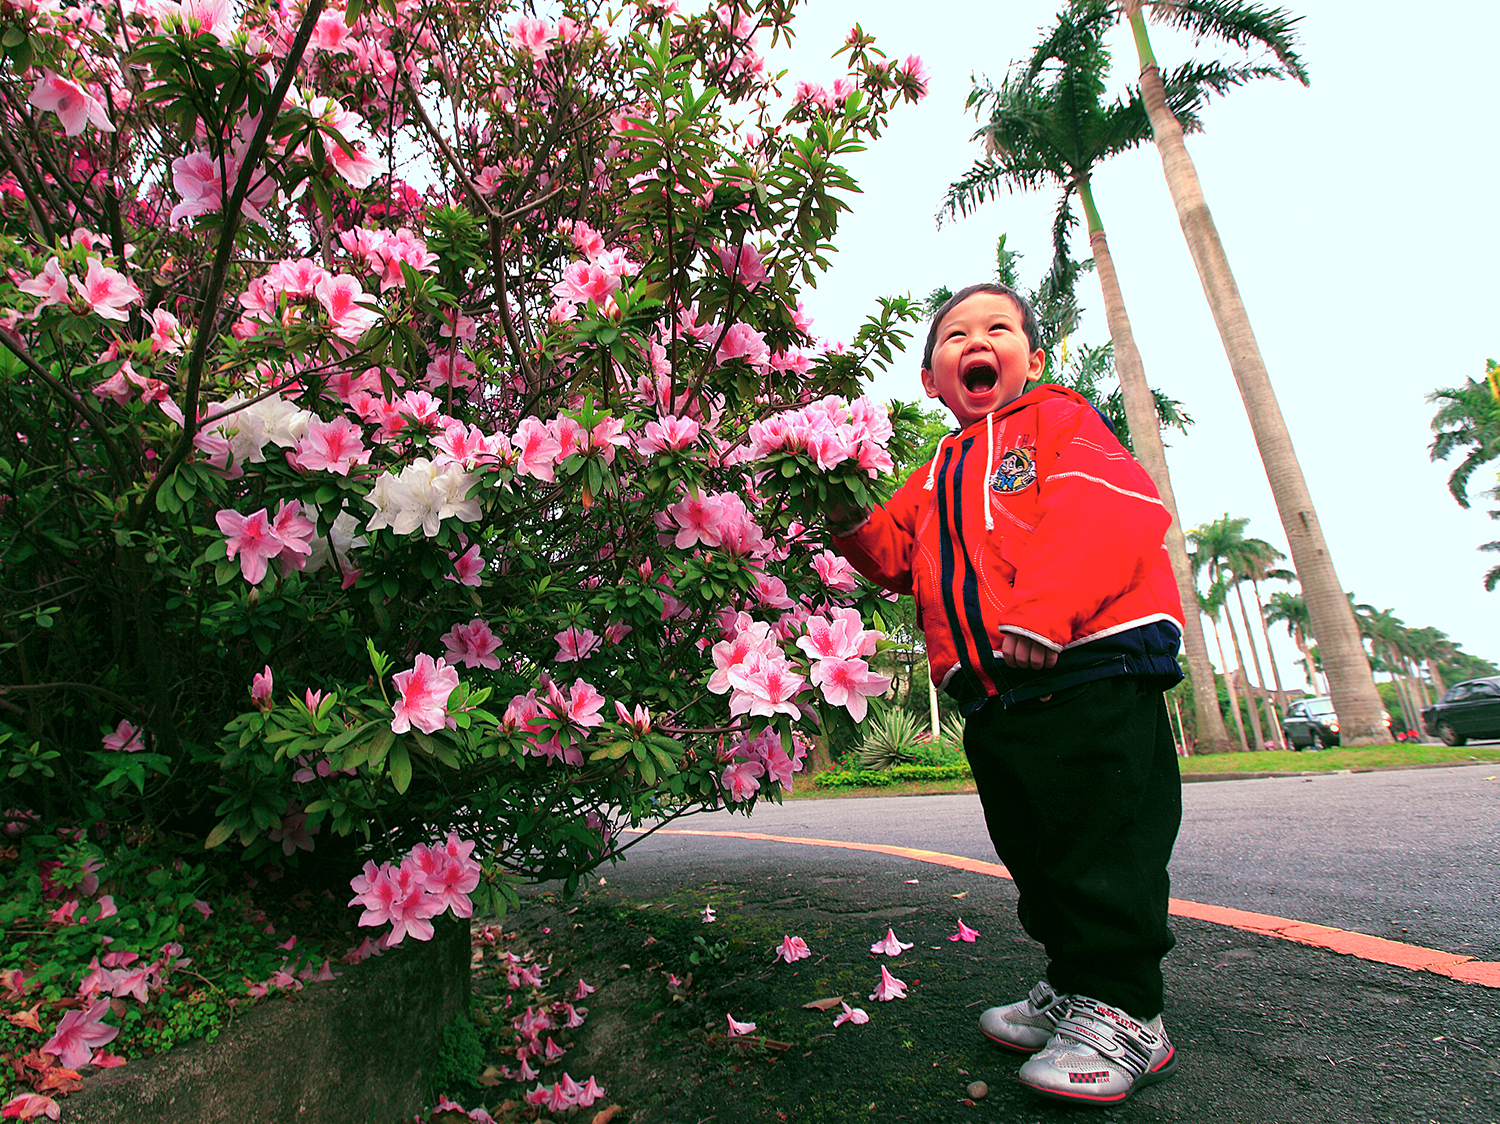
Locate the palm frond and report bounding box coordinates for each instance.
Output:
[1142,0,1309,84]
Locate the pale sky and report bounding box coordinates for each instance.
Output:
[767,0,1500,686]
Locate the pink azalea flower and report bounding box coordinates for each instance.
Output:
[101,720,144,753]
[441,618,503,670]
[216,508,285,585]
[71,257,141,322]
[550,260,618,306]
[447,543,485,587]
[513,416,562,481]
[309,9,351,52]
[725,656,806,720]
[701,904,716,924]
[774,935,811,964]
[390,654,460,735]
[636,414,701,455]
[554,626,601,663]
[328,142,381,190]
[715,322,770,371]
[810,656,892,723]
[28,70,113,136]
[146,308,184,353]
[813,548,861,592]
[1,1093,61,1121]
[948,919,981,943]
[575,1076,606,1107]
[267,810,316,856]
[726,1013,757,1037]
[272,500,317,573]
[251,665,274,708]
[572,979,596,1000]
[715,242,768,289]
[313,273,380,341]
[721,759,764,802]
[90,1051,127,1068]
[290,415,369,475]
[423,851,481,919]
[870,928,913,956]
[563,679,606,728]
[869,965,907,1002]
[833,1002,869,1027]
[17,257,70,310]
[666,490,726,549]
[508,15,557,58]
[41,999,118,1069]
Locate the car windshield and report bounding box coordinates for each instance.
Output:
[1305,699,1335,716]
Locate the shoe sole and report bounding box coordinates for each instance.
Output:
[1020,1047,1178,1104]
[980,1026,1047,1054]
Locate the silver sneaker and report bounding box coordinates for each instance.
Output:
[978,980,1067,1053]
[1017,995,1177,1103]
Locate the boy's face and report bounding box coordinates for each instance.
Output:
[920,292,1045,428]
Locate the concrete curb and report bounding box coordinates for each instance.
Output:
[67,916,470,1124]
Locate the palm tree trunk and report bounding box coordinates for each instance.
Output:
[1079,178,1233,753]
[1234,582,1284,749]
[1124,4,1390,743]
[1222,602,1264,749]
[1209,615,1250,752]
[1294,627,1320,693]
[928,660,940,740]
[1251,581,1290,736]
[1427,660,1446,698]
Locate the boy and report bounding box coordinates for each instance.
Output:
[828,283,1185,1104]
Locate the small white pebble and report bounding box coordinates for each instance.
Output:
[966,1080,988,1100]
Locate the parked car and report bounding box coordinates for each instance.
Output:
[1281,696,1394,750]
[1282,696,1341,750]
[1421,677,1500,746]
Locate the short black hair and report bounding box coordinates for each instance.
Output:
[921,283,1041,370]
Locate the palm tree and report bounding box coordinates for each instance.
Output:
[1189,517,1265,749]
[1115,0,1390,742]
[1199,582,1249,752]
[1428,363,1500,590]
[1264,590,1320,692]
[1224,534,1291,748]
[942,1,1265,752]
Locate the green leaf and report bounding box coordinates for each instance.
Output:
[325,719,378,755]
[365,727,394,769]
[205,821,234,849]
[388,742,412,794]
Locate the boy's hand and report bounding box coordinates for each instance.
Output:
[825,500,868,537]
[998,633,1059,670]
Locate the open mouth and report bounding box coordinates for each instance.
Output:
[961,360,997,393]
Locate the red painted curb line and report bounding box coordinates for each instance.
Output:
[627,827,1500,989]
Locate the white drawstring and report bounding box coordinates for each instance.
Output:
[924,434,947,490]
[983,412,995,530]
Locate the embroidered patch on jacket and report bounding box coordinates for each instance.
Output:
[988,445,1036,493]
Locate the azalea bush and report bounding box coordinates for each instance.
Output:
[0,0,928,924]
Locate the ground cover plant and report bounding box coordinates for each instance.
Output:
[0,0,932,1114]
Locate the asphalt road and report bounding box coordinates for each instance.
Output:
[619,763,1500,961]
[593,763,1500,1123]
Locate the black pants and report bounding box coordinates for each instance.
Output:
[963,676,1181,1017]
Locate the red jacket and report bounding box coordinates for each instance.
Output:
[833,384,1184,706]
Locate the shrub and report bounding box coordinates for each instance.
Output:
[0,0,930,898]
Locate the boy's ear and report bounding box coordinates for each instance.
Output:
[919,367,941,399]
[1026,347,1046,382]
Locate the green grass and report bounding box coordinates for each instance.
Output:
[1177,742,1500,774]
[786,742,1500,799]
